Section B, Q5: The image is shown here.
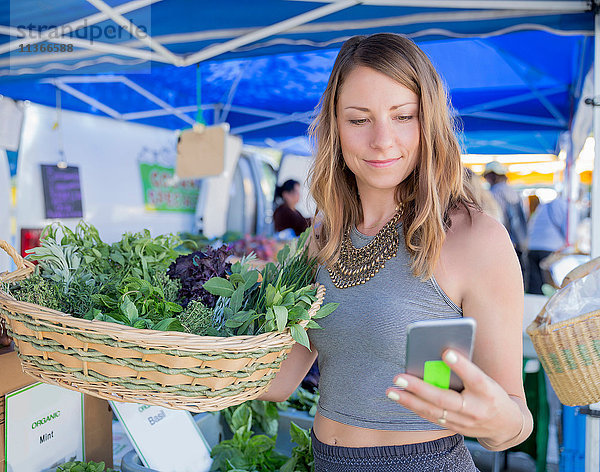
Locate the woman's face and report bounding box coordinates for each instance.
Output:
[336,66,420,195]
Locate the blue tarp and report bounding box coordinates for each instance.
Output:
[0,1,594,155]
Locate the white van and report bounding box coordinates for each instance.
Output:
[9,102,275,256]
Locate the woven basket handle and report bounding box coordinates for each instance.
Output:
[560,256,600,288]
[298,284,326,329]
[526,298,552,335]
[527,256,600,334]
[0,239,35,283]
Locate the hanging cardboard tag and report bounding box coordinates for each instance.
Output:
[176,124,227,178]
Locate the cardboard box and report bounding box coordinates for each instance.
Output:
[0,346,113,468]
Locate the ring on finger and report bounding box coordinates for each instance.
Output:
[438,409,448,425]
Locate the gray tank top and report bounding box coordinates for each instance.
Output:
[308,223,462,431]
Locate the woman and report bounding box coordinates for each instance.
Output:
[273,179,310,236]
[260,33,532,471]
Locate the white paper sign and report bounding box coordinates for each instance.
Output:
[5,383,84,472]
[109,401,212,472]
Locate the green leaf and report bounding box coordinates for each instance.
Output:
[247,434,276,454]
[290,324,310,350]
[120,295,139,323]
[242,270,259,292]
[273,305,288,332]
[298,295,314,306]
[282,291,296,307]
[277,245,290,266]
[230,404,252,432]
[305,320,322,330]
[92,294,116,308]
[202,277,234,297]
[229,273,245,286]
[290,421,310,448]
[280,457,297,472]
[265,284,276,306]
[272,291,283,307]
[231,261,242,274]
[230,286,244,313]
[164,301,183,313]
[153,318,184,331]
[312,302,339,319]
[288,305,309,321]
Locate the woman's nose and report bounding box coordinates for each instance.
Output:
[369,120,394,150]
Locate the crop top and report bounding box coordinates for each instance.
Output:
[308,223,463,431]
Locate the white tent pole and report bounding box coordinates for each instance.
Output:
[181,0,357,66]
[85,0,182,65]
[593,11,600,260]
[585,8,600,472]
[291,0,589,11]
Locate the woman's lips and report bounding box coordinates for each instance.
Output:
[364,158,400,168]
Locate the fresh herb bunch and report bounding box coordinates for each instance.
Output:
[277,386,320,417]
[201,253,260,336]
[210,403,288,472]
[167,245,233,308]
[222,400,280,438]
[202,231,338,348]
[1,272,62,311]
[11,223,186,331]
[177,300,217,336]
[25,236,95,294]
[87,275,183,330]
[38,222,113,283]
[55,461,116,472]
[250,228,317,315]
[280,422,314,472]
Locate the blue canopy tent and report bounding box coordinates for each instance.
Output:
[0,0,594,156]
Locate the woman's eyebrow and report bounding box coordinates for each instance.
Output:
[344,103,418,112]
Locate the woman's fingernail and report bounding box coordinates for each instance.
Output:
[444,350,458,364]
[394,377,408,388]
[387,390,401,401]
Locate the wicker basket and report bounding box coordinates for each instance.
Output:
[0,239,325,412]
[526,257,600,406]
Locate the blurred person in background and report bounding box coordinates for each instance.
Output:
[526,197,567,294]
[465,168,503,222]
[484,161,528,277]
[273,179,310,237]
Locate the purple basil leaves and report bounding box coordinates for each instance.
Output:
[167,245,233,308]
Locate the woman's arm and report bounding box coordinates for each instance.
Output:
[386,210,533,450]
[460,211,533,450]
[257,341,318,402]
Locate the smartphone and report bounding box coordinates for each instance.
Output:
[405,318,476,392]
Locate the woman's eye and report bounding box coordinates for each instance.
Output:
[349,119,368,125]
[396,115,413,122]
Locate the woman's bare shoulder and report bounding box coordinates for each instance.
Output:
[446,205,513,260]
[439,204,520,294]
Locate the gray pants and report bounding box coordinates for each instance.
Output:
[311,430,479,471]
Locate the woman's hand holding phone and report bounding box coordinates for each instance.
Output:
[385,349,523,446]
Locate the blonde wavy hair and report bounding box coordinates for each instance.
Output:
[308,33,479,280]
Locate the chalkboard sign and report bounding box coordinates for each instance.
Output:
[41,164,83,219]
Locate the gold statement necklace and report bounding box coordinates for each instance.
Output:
[328,208,402,289]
